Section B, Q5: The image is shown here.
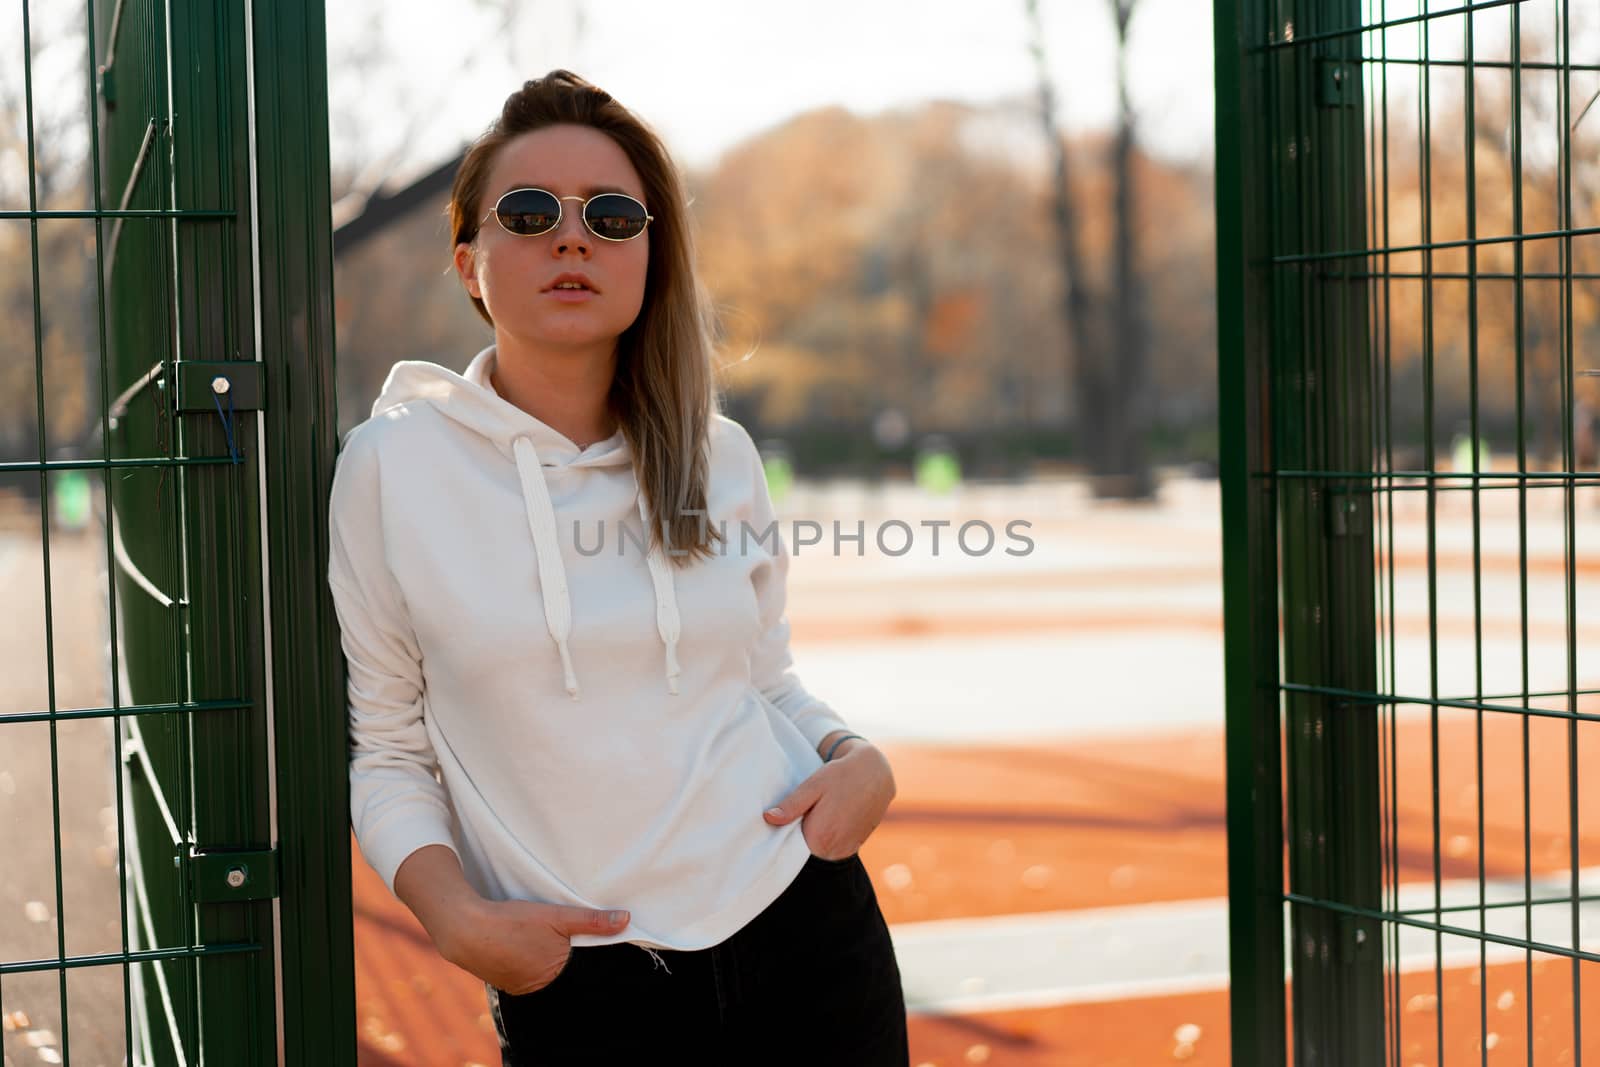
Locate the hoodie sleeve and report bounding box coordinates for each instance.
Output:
[739,426,855,754]
[328,428,459,896]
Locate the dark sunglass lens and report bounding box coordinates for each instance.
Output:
[584,194,649,240]
[496,189,560,235]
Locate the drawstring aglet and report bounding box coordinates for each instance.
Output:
[557,640,581,699]
[664,642,681,695]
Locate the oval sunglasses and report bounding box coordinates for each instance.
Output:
[480,186,653,242]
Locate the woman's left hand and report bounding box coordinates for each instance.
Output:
[762,740,897,861]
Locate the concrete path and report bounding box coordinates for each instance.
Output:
[893,868,1600,1015]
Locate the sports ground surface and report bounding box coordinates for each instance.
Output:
[6,475,1600,1064]
[348,475,1600,1064]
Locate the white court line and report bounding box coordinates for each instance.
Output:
[0,532,20,584]
[892,869,1600,1015]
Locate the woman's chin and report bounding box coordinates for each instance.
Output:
[501,320,622,350]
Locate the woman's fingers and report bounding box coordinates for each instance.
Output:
[764,770,827,824]
[547,904,631,935]
[455,900,630,994]
[768,743,898,856]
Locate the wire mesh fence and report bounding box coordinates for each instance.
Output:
[1222,0,1600,1062]
[2,1,273,1062]
[1,1,349,1063]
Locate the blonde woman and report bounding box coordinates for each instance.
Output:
[327,70,908,1064]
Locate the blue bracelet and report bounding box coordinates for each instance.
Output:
[823,733,867,763]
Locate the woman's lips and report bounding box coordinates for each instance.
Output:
[546,288,595,303]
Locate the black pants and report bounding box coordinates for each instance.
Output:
[487,853,910,1065]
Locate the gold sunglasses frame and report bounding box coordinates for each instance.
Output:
[480,187,654,243]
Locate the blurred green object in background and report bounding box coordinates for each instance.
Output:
[53,470,92,531]
[763,453,794,505]
[1449,433,1491,474]
[916,445,961,494]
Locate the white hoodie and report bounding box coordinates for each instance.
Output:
[328,344,854,951]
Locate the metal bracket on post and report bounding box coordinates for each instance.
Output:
[1337,909,1379,965]
[1316,59,1359,109]
[175,361,265,413]
[186,846,280,904]
[1325,488,1369,537]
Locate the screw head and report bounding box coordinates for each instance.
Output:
[226,866,247,888]
[211,376,231,395]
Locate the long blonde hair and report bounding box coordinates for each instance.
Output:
[449,69,726,567]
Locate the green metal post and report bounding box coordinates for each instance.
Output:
[249,0,359,1060]
[82,0,351,1060]
[1222,0,1383,1061]
[1216,0,1289,1061]
[1273,1,1384,1062]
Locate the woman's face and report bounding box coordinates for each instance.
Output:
[454,124,650,353]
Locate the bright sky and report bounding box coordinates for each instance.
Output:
[325,0,1216,184]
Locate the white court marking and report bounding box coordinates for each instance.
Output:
[891,869,1600,1014]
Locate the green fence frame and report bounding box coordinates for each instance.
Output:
[1216,0,1291,1057]
[1221,0,1600,1062]
[1220,0,1385,1059]
[0,1,351,1063]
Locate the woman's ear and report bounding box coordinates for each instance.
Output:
[453,241,482,300]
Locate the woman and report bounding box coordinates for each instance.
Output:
[327,70,909,1064]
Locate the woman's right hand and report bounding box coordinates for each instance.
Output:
[392,844,631,996]
[436,898,632,995]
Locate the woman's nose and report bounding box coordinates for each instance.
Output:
[552,205,591,253]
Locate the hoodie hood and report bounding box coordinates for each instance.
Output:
[372,345,632,470]
[370,344,683,700]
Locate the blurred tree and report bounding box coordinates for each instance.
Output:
[693,102,1110,436]
[1024,0,1101,466]
[327,46,1217,465]
[0,9,96,466]
[327,1,582,208]
[1105,0,1155,498]
[1024,0,1153,498]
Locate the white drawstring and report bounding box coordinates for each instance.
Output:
[511,434,684,698]
[513,437,581,699]
[637,489,684,696]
